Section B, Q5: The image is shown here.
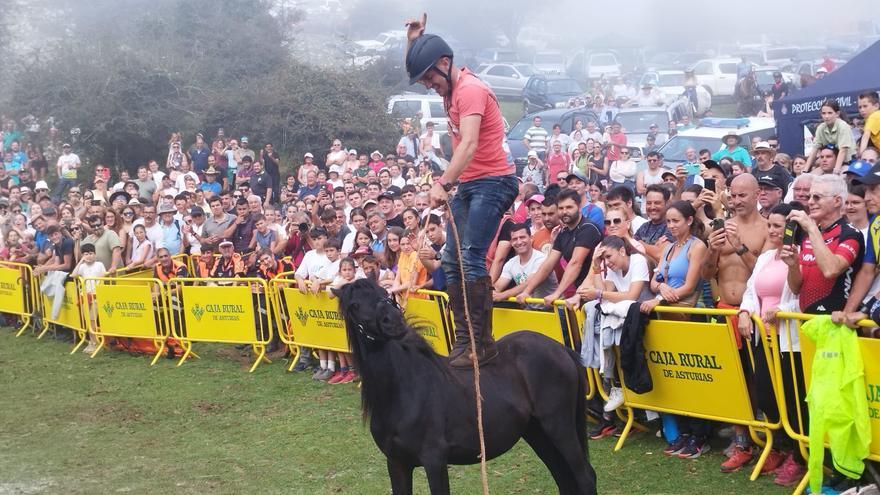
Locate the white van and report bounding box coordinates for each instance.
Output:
[387,94,448,134]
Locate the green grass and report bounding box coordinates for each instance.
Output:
[0,329,789,494]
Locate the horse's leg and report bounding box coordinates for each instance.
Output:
[523,422,576,495]
[422,459,450,495]
[387,457,414,495]
[535,418,597,495]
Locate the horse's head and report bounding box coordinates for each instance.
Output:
[333,279,408,347]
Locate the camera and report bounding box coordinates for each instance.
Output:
[783,220,801,246]
[711,218,725,231]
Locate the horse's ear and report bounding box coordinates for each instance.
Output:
[329,287,341,298]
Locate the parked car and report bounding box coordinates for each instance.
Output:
[643,51,709,71]
[386,93,448,133]
[689,57,742,97]
[638,71,686,99]
[651,117,776,165]
[506,107,600,172]
[354,30,406,55]
[475,63,535,99]
[475,48,520,65]
[533,50,566,75]
[614,107,675,154]
[566,50,622,82]
[522,74,583,114]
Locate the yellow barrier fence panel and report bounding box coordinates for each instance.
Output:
[405,290,452,356]
[280,286,350,361]
[615,306,779,481]
[88,278,170,365]
[170,278,272,372]
[773,312,880,495]
[39,279,87,346]
[492,299,574,347]
[0,262,36,336]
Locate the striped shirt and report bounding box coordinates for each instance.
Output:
[524,126,549,153]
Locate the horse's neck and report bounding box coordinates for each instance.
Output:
[360,339,443,414]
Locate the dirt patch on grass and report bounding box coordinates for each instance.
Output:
[0,478,56,494]
[192,401,225,414]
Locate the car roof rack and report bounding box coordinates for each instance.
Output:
[698,117,751,129]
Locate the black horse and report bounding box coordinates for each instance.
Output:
[333,279,597,495]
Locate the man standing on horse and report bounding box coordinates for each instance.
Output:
[405,14,519,367]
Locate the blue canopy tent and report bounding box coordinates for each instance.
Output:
[774,40,880,156]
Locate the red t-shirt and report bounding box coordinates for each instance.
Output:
[446,68,514,183]
[606,132,627,162]
[798,217,863,313]
[545,152,571,180]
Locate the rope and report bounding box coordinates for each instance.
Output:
[443,207,489,495]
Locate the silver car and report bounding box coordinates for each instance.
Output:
[475,63,535,99]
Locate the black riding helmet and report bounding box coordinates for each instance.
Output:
[406,34,454,86]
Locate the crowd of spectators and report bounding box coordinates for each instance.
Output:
[2,88,880,489]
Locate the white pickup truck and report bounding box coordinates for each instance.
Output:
[689,57,744,97]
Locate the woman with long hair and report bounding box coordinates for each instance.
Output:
[737,202,808,484]
[603,208,644,255]
[805,100,856,173]
[127,223,154,268]
[104,208,128,256]
[383,227,404,274]
[341,208,368,256]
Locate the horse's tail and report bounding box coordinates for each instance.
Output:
[568,347,589,455]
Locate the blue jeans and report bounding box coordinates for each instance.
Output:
[53,177,78,201]
[441,175,519,283]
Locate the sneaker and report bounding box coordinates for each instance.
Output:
[663,434,691,456]
[317,369,335,381]
[678,436,710,459]
[327,371,346,384]
[292,358,312,373]
[716,426,736,439]
[338,370,356,384]
[720,446,753,473]
[603,387,624,412]
[588,421,618,440]
[760,449,787,475]
[774,453,806,486]
[311,368,327,380]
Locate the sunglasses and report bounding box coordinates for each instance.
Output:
[809,193,833,202]
[604,218,624,226]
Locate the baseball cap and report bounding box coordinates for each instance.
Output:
[854,163,880,185]
[377,191,395,202]
[371,150,382,158]
[304,152,314,159]
[240,136,249,143]
[190,206,205,216]
[20,186,31,193]
[62,143,71,148]
[329,164,343,175]
[703,160,728,177]
[753,141,773,152]
[128,198,142,206]
[661,169,677,180]
[219,240,234,248]
[756,169,788,191]
[35,180,49,191]
[348,149,357,155]
[527,150,538,158]
[524,194,545,206]
[845,160,872,178]
[565,170,589,183]
[363,199,378,208]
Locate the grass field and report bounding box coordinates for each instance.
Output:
[0,329,790,495]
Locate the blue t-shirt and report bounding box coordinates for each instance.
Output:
[581,202,605,232]
[160,221,183,255]
[200,181,222,196]
[711,146,752,166]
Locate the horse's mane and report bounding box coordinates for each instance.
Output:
[336,280,452,422]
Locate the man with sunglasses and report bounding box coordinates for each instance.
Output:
[405,13,518,367]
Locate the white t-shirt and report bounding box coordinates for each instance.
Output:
[175,171,200,191]
[341,231,357,254]
[74,260,107,294]
[57,153,80,179]
[630,215,649,235]
[604,253,652,301]
[500,250,558,299]
[315,259,341,281]
[151,170,166,184]
[294,250,330,279]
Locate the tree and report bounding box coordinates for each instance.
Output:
[0,0,397,173]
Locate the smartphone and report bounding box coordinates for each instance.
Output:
[711,218,725,231]
[703,178,716,192]
[783,220,800,246]
[685,163,701,176]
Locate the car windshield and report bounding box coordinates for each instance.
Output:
[656,136,722,162]
[547,79,582,94]
[755,71,777,85]
[515,65,535,76]
[766,48,798,61]
[591,54,616,66]
[390,100,422,118]
[535,53,564,64]
[658,73,685,86]
[616,112,668,134]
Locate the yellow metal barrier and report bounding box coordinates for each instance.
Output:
[270,277,454,371]
[37,276,88,351]
[84,277,174,365]
[492,298,579,348]
[772,312,880,495]
[0,261,39,336]
[614,305,781,481]
[114,254,190,282]
[167,277,273,372]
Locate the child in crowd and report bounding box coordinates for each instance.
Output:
[310,239,341,294]
[320,253,357,384]
[71,243,106,354]
[388,231,428,307]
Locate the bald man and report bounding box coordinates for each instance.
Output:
[700,173,771,468]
